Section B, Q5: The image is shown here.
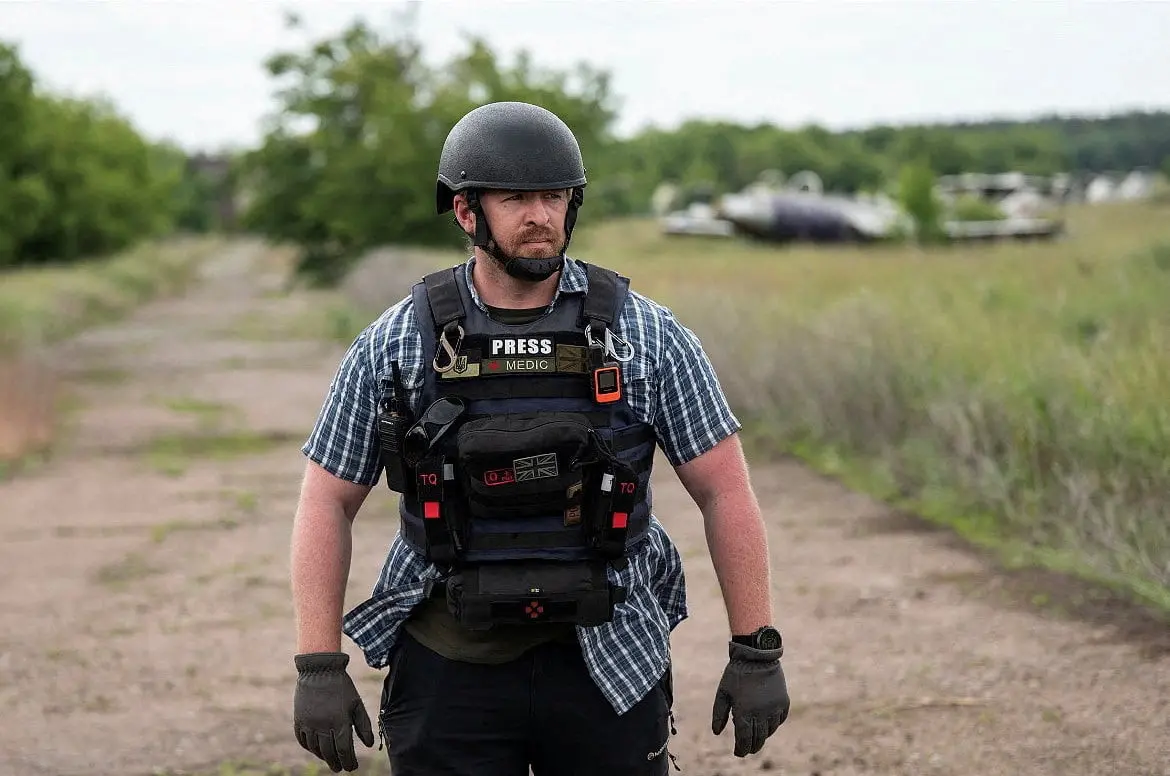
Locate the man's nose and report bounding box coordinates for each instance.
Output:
[522,198,554,224]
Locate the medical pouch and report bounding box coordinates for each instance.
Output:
[444,559,624,629]
[456,412,598,520]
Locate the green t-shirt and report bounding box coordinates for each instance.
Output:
[402,301,578,662]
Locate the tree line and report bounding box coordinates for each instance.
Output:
[5,23,1168,278]
[236,20,1170,284]
[0,41,228,269]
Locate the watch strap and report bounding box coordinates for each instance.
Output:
[731,626,782,652]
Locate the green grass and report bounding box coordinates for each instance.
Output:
[143,429,302,476]
[564,200,1170,614]
[0,235,224,353]
[226,301,375,346]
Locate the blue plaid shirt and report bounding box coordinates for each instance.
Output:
[302,255,741,715]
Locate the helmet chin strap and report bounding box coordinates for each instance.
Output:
[466,189,582,283]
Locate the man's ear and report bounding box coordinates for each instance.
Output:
[452,192,476,232]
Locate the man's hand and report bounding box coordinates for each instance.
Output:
[711,641,790,757]
[293,652,376,772]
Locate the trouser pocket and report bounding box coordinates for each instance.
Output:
[377,633,412,753]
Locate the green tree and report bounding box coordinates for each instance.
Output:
[0,41,45,267]
[240,17,619,286]
[0,38,213,268]
[898,162,945,243]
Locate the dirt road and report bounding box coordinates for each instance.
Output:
[1,242,1167,776]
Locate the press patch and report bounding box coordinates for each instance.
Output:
[487,336,554,357]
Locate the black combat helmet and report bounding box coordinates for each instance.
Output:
[436,101,587,281]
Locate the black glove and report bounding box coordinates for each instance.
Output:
[711,640,790,757]
[293,652,376,772]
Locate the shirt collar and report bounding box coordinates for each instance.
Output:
[461,255,588,313]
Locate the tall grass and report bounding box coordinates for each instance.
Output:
[0,236,223,469]
[568,201,1170,610]
[0,235,223,350]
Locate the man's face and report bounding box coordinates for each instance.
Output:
[456,189,570,259]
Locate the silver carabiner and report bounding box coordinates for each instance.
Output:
[603,328,635,363]
[432,324,464,374]
[584,323,603,350]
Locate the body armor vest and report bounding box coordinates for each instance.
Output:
[376,261,658,630]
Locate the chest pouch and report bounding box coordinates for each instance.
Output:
[455,412,600,521]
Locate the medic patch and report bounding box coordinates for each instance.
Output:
[486,336,555,358]
[513,452,558,481]
[482,356,555,374]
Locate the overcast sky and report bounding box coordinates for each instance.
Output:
[2,0,1169,153]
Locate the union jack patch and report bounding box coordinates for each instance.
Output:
[513,453,558,481]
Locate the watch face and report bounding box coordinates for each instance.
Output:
[757,627,782,651]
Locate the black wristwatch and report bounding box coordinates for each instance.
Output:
[732,625,783,652]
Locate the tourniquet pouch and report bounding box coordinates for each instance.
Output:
[455,411,599,521]
[445,559,622,629]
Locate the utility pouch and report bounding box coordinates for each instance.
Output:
[591,460,640,560]
[444,559,626,630]
[455,412,599,520]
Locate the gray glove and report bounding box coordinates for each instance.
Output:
[711,640,790,757]
[293,652,376,772]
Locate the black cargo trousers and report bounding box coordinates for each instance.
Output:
[377,629,677,775]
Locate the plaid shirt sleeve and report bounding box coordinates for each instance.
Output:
[301,298,421,486]
[648,304,742,467]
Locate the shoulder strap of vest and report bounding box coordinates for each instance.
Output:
[579,262,627,330]
[421,266,466,334]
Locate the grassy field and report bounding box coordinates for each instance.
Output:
[330,201,1170,613]
[0,235,223,468]
[558,200,1170,613]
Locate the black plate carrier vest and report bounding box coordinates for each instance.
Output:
[379,262,658,629]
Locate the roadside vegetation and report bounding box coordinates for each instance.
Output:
[0,40,229,470]
[566,199,1170,614]
[0,236,224,471]
[0,236,222,350]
